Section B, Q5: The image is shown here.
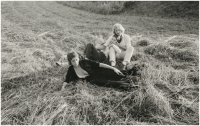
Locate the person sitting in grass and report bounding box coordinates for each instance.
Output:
[103,23,134,70]
[62,50,133,90]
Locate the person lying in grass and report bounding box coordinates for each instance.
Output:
[103,23,135,70]
[62,50,133,90]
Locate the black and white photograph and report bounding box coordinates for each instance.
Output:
[1,1,199,125]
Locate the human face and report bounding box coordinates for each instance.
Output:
[114,28,122,36]
[71,56,79,67]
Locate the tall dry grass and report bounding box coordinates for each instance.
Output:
[58,1,125,15]
[57,1,199,19]
[1,1,199,125]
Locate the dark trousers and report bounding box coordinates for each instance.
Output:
[84,43,106,62]
[86,68,130,90]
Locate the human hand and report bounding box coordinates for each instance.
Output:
[111,36,117,43]
[61,82,68,91]
[110,44,119,48]
[117,44,126,51]
[112,36,117,40]
[109,44,114,48]
[113,68,125,76]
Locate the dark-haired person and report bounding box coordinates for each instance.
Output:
[62,50,132,90]
[103,23,134,70]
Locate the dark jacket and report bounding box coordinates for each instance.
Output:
[64,59,100,83]
[64,59,131,90]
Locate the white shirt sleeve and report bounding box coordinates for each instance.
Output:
[125,35,131,48]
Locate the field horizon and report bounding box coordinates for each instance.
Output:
[1,1,199,125]
[60,1,199,20]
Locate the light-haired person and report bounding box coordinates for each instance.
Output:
[103,23,134,70]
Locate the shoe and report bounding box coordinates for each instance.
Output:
[122,63,129,71]
[122,61,129,71]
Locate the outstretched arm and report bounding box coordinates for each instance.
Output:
[103,36,112,47]
[95,43,106,50]
[110,44,122,54]
[99,63,124,76]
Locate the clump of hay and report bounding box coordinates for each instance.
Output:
[136,39,150,47]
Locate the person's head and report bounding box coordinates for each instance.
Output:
[112,23,125,37]
[67,50,79,67]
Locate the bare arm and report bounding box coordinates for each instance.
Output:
[95,43,106,50]
[110,44,122,53]
[99,63,124,75]
[103,36,113,47]
[95,35,114,50]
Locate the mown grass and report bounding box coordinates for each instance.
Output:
[1,1,199,125]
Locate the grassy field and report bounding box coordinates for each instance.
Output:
[1,1,199,125]
[59,1,199,19]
